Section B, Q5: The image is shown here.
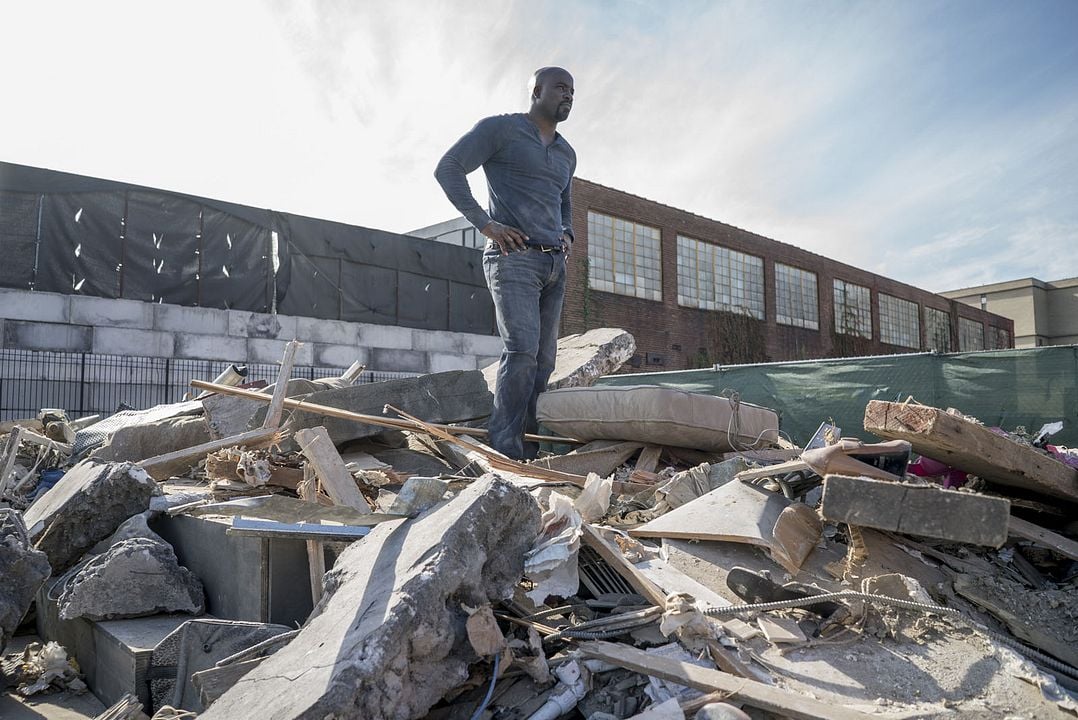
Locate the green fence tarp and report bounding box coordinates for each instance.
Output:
[597,346,1078,448]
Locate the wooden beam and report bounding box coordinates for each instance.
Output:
[635,445,663,474]
[190,379,582,446]
[294,426,369,513]
[0,427,27,497]
[578,640,874,720]
[821,475,1011,547]
[863,400,1078,502]
[734,459,810,482]
[580,524,666,607]
[140,427,279,479]
[299,465,326,606]
[1008,516,1078,561]
[261,340,300,430]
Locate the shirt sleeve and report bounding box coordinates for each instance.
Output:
[434,116,505,232]
[560,154,577,242]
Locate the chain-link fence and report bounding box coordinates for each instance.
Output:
[0,348,419,420]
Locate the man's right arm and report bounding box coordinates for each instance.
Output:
[434,116,527,253]
[434,117,503,232]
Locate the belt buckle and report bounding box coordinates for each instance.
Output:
[540,245,558,253]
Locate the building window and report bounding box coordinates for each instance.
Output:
[676,236,764,318]
[774,263,819,329]
[924,307,952,352]
[989,326,1011,350]
[958,317,984,351]
[832,279,871,338]
[879,293,920,348]
[587,211,662,301]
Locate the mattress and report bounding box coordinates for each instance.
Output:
[536,384,779,452]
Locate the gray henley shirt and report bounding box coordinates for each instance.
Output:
[434,113,576,248]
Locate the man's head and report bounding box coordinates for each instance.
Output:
[529,67,574,123]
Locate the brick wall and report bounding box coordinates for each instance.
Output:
[562,179,1013,370]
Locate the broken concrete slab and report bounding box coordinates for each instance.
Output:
[282,370,493,448]
[90,415,211,479]
[0,510,51,652]
[57,537,204,622]
[90,512,166,555]
[370,447,454,477]
[483,327,636,392]
[202,378,324,440]
[200,474,541,720]
[529,440,645,478]
[23,460,156,573]
[820,475,1010,547]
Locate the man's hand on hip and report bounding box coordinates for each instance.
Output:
[482,221,529,255]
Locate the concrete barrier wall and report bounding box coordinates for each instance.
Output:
[0,288,503,373]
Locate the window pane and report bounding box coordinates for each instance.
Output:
[775,263,819,330]
[587,211,662,300]
[879,293,920,348]
[675,235,764,319]
[832,279,872,338]
[958,317,984,351]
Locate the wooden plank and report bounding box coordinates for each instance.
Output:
[299,465,326,606]
[821,475,1011,547]
[722,448,803,463]
[635,445,663,474]
[580,524,666,607]
[578,640,874,720]
[1008,516,1078,561]
[139,427,279,480]
[192,658,265,709]
[864,400,1078,502]
[261,339,300,430]
[294,426,369,512]
[190,380,582,446]
[0,427,27,497]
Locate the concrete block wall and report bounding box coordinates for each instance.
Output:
[0,288,504,373]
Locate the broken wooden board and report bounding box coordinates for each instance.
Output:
[734,459,810,483]
[579,640,874,720]
[635,445,663,474]
[295,426,370,513]
[630,481,817,573]
[580,524,666,607]
[821,475,1010,547]
[864,400,1078,502]
[1008,516,1078,562]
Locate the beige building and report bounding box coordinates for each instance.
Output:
[941,276,1078,348]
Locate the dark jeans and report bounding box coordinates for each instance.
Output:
[482,245,567,459]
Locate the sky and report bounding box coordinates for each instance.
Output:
[2,0,1076,293]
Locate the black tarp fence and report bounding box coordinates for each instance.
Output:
[0,161,494,334]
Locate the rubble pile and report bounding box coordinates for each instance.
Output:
[1,329,1077,719]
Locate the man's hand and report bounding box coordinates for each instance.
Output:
[561,233,572,257]
[482,221,529,255]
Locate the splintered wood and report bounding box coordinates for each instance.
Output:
[864,400,1078,502]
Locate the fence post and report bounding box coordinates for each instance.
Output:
[163,357,171,406]
[78,353,87,417]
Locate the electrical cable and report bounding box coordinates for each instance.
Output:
[468,652,501,720]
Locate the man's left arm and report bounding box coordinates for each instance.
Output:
[560,159,577,254]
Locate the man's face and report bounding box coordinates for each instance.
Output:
[535,70,574,122]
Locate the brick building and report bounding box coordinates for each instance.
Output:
[417,179,1014,371]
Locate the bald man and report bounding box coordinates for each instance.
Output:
[435,67,576,459]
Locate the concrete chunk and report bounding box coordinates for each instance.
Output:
[57,537,204,621]
[90,415,212,479]
[23,460,156,572]
[483,327,636,392]
[0,510,51,651]
[201,474,541,720]
[284,370,493,447]
[821,475,1010,547]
